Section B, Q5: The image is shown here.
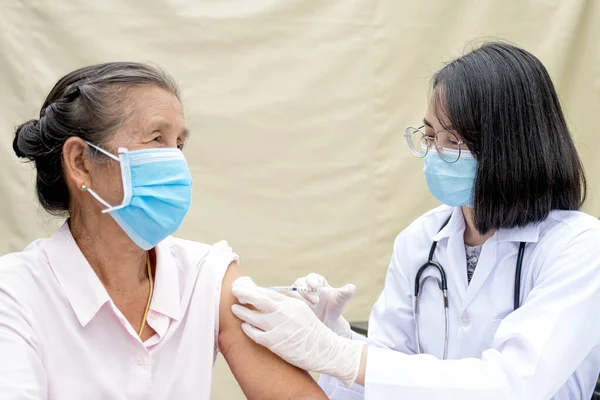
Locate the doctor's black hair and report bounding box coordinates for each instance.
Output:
[13,62,180,216]
[431,42,586,234]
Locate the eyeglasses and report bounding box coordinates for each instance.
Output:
[404,125,465,163]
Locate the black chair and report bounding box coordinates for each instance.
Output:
[349,321,368,337]
[350,321,600,399]
[593,378,600,400]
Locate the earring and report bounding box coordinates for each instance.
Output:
[81,185,88,192]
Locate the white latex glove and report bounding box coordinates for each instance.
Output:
[286,273,355,338]
[231,276,364,387]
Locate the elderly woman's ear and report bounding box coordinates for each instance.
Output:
[62,137,93,194]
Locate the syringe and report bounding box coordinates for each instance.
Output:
[268,286,329,293]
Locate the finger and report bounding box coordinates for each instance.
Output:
[232,286,280,313]
[301,291,320,305]
[306,272,328,289]
[291,277,319,305]
[337,284,356,301]
[234,276,290,302]
[292,276,309,288]
[331,284,356,309]
[334,284,356,307]
[231,304,271,330]
[241,322,268,347]
[283,290,308,303]
[232,276,259,296]
[233,275,257,288]
[260,287,291,302]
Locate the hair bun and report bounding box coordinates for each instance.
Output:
[13,119,44,160]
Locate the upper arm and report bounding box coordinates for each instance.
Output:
[0,283,47,399]
[218,262,327,400]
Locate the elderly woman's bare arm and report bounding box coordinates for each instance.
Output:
[218,262,327,400]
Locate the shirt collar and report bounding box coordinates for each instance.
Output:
[44,223,110,327]
[44,223,182,327]
[150,239,181,321]
[431,207,540,244]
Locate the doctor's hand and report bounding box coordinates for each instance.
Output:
[286,273,355,338]
[231,277,365,387]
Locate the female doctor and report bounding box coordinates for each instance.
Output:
[230,42,600,400]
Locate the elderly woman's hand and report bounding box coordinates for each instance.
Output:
[231,277,365,387]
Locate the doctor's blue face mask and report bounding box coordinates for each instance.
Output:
[423,149,478,207]
[83,142,193,250]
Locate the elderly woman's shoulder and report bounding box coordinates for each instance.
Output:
[165,236,239,272]
[0,239,51,300]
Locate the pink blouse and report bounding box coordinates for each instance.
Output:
[0,223,238,399]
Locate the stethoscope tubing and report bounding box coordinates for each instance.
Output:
[413,214,525,360]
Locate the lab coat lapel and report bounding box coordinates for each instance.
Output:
[446,233,468,306]
[432,207,469,307]
[461,235,498,309]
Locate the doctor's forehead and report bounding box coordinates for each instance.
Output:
[424,96,453,132]
[423,110,443,131]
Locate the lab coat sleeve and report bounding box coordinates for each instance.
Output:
[363,229,600,400]
[367,237,418,354]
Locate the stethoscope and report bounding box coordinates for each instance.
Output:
[413,216,526,360]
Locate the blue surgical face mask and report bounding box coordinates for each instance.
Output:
[84,142,193,250]
[423,149,478,207]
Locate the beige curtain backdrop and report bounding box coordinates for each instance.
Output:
[1,0,599,398]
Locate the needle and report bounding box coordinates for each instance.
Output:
[268,286,329,293]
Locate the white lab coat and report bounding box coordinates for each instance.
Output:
[320,205,600,400]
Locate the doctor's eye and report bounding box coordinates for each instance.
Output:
[436,131,462,150]
[423,135,435,148]
[449,138,461,146]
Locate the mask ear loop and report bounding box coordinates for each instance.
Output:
[86,141,120,162]
[81,184,112,211]
[82,142,123,214]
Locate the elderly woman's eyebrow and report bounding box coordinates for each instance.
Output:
[147,121,189,139]
[150,120,172,132]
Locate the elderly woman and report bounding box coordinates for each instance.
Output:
[0,62,326,400]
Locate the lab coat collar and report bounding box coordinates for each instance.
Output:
[496,223,540,243]
[431,207,541,244]
[432,207,466,242]
[429,207,540,310]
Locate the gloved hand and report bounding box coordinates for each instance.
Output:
[285,273,355,338]
[231,276,365,387]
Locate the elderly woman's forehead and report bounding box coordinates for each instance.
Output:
[122,89,184,122]
[123,86,182,111]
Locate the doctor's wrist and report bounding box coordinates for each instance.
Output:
[330,316,352,338]
[325,335,365,387]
